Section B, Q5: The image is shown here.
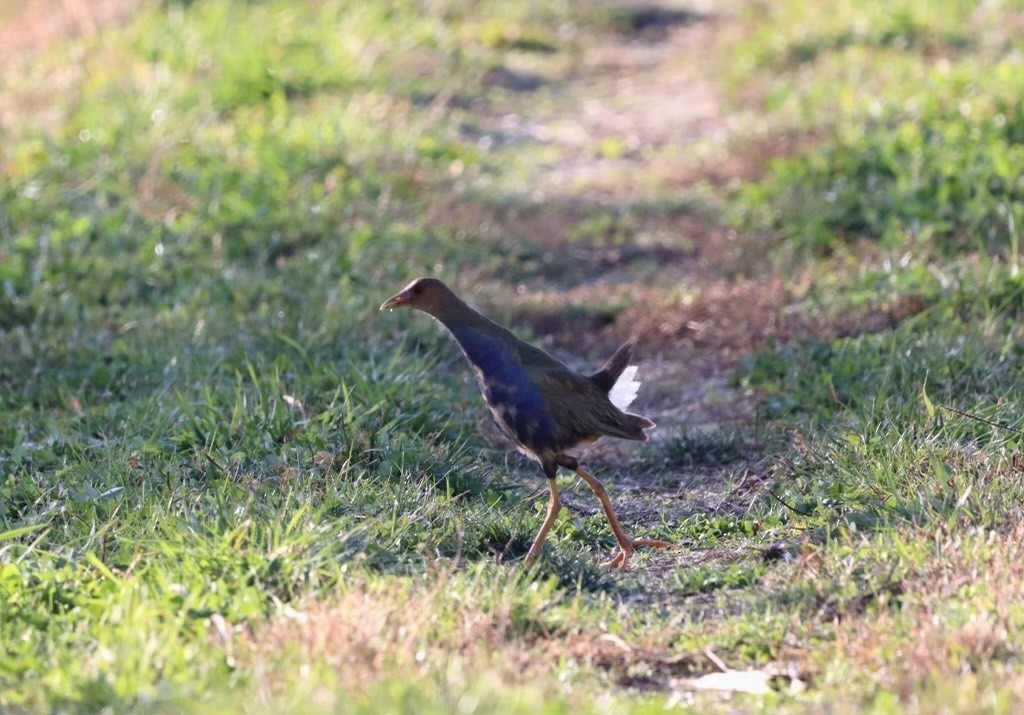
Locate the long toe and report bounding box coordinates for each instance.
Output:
[602,549,630,570]
[603,538,671,570]
[633,538,672,549]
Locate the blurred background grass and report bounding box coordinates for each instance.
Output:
[3,0,1024,712]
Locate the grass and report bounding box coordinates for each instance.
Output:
[3,0,1024,712]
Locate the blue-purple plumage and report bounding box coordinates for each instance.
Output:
[447,320,558,454]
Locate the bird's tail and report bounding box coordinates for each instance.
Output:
[625,411,657,440]
[599,408,656,442]
[592,339,656,440]
[590,339,634,393]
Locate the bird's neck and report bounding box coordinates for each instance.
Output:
[432,300,520,371]
[433,296,493,333]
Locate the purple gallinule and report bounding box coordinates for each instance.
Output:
[381,278,670,569]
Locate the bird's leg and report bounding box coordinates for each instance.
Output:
[572,465,671,570]
[524,477,562,564]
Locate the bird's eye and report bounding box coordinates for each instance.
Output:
[412,285,422,294]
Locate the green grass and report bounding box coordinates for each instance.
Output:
[4,0,1024,712]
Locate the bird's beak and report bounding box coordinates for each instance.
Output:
[380,289,412,311]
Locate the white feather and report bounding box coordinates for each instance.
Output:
[608,365,641,411]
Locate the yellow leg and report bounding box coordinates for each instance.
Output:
[524,478,562,564]
[574,466,671,570]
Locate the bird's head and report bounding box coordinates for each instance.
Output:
[380,277,455,317]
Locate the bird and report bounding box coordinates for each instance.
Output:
[380,277,671,570]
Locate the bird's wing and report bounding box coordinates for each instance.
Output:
[535,368,644,442]
[505,331,572,371]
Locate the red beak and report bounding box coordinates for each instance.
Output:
[380,289,413,311]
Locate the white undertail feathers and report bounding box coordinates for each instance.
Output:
[608,364,641,411]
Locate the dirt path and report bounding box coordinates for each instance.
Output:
[440,5,781,567]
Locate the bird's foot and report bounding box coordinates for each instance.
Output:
[602,538,672,571]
